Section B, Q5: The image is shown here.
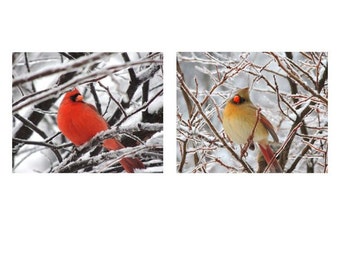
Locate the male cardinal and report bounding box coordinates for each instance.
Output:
[223,88,283,173]
[57,88,145,173]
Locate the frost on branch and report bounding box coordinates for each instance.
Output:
[177,52,328,173]
[12,52,163,173]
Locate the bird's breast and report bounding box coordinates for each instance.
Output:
[57,102,108,146]
[223,103,268,144]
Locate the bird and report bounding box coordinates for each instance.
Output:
[223,88,283,173]
[57,88,145,173]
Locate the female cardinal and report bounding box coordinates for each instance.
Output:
[223,88,283,173]
[57,88,145,173]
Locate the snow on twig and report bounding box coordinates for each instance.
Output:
[12,58,163,113]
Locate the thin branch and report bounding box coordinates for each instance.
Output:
[73,123,163,153]
[177,71,252,172]
[116,89,163,126]
[12,58,162,113]
[269,52,328,105]
[108,60,162,126]
[13,53,110,87]
[54,143,162,173]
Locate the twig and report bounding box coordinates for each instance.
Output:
[13,53,110,87]
[267,122,303,172]
[12,58,162,113]
[54,143,162,173]
[269,52,328,105]
[177,71,252,172]
[241,107,261,158]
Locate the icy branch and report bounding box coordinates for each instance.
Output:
[12,53,110,87]
[12,58,163,113]
[77,123,163,152]
[53,143,162,173]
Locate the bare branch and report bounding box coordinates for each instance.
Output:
[12,57,162,113]
[177,52,327,173]
[177,71,253,172]
[13,53,110,87]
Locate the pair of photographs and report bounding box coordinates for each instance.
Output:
[12,52,328,173]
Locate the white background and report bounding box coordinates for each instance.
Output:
[1,1,339,269]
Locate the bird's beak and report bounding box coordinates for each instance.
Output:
[75,94,83,102]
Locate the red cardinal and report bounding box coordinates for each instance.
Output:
[57,88,145,173]
[223,88,283,173]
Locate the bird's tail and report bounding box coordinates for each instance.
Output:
[119,157,145,173]
[258,143,283,173]
[103,138,145,173]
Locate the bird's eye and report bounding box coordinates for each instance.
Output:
[232,94,245,104]
[70,93,82,102]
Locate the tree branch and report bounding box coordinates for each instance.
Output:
[177,71,253,172]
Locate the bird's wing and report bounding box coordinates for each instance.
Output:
[259,113,279,142]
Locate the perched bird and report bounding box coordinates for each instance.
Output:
[57,88,145,173]
[223,88,283,173]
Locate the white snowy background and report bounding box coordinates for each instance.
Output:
[12,52,163,173]
[177,52,328,173]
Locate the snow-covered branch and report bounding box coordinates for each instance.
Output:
[77,123,163,153]
[53,142,162,173]
[12,53,110,87]
[12,52,164,173]
[12,57,162,113]
[177,52,328,173]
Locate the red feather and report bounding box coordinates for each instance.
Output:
[57,88,144,173]
[258,143,282,173]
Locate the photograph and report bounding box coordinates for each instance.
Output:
[2,2,339,270]
[177,52,328,173]
[12,52,163,173]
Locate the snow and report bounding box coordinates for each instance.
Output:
[12,53,163,173]
[177,52,328,173]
